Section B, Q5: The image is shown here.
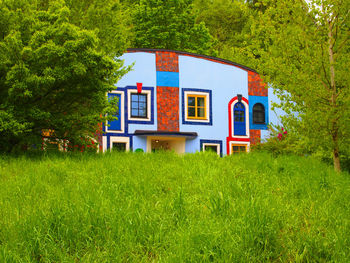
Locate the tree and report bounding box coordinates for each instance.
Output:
[246,0,350,172]
[132,0,216,55]
[194,0,253,65]
[0,0,128,152]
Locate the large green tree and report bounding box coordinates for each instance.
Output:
[132,0,216,55]
[246,0,350,172]
[0,0,128,152]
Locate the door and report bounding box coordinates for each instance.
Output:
[234,102,246,136]
[108,93,121,131]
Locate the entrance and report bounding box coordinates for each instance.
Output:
[147,136,186,154]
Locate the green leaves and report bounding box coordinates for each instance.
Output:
[0,0,128,152]
[132,0,216,55]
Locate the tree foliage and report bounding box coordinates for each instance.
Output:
[132,0,216,55]
[0,0,128,152]
[246,0,350,171]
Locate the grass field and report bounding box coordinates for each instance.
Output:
[0,152,349,262]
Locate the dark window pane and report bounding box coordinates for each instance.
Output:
[239,146,246,151]
[188,107,196,117]
[253,103,265,124]
[204,145,218,153]
[233,146,239,151]
[197,97,205,107]
[112,142,126,151]
[188,97,196,107]
[198,107,205,118]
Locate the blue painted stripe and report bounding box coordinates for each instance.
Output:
[156,71,179,87]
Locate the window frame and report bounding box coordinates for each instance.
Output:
[187,94,207,120]
[183,89,211,125]
[130,93,148,119]
[106,90,125,133]
[252,103,265,124]
[127,89,152,122]
[231,144,247,154]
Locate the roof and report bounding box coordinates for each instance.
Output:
[127,48,257,73]
[134,130,198,139]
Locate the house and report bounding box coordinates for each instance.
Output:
[100,48,277,155]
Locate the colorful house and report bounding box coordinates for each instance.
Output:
[101,48,277,155]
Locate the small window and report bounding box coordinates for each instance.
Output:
[187,94,206,120]
[232,144,247,154]
[112,142,126,151]
[204,145,218,153]
[131,93,148,118]
[253,103,265,124]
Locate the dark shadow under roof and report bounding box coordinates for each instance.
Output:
[127,48,257,73]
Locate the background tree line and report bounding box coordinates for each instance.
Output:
[1,0,348,171]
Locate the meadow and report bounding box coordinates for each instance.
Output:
[0,152,349,262]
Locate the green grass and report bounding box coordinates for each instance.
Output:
[0,152,349,262]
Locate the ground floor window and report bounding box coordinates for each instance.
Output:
[204,145,218,153]
[112,142,127,151]
[231,144,247,154]
[200,140,222,156]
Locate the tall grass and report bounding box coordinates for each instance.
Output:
[0,152,349,262]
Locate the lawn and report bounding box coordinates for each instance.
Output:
[0,152,349,262]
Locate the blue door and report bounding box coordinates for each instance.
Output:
[108,93,121,131]
[234,102,246,135]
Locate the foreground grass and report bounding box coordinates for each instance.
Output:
[0,152,349,262]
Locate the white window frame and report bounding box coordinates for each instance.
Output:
[230,99,250,138]
[106,90,125,133]
[228,141,250,155]
[102,136,130,152]
[184,90,210,123]
[127,89,151,122]
[202,142,221,155]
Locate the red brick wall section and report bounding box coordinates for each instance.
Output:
[248,71,268,97]
[250,129,261,145]
[157,86,179,131]
[156,51,179,72]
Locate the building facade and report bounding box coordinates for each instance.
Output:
[101,48,274,155]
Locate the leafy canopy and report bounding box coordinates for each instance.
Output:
[246,0,350,171]
[0,0,129,152]
[132,0,216,55]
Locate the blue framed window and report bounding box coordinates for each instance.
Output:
[234,102,246,136]
[253,103,265,124]
[108,93,122,131]
[131,93,148,119]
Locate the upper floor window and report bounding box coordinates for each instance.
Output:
[131,93,147,119]
[234,102,246,136]
[127,88,153,123]
[182,89,212,125]
[187,94,206,120]
[253,103,265,124]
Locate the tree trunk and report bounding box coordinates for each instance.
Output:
[328,18,341,173]
[332,132,341,173]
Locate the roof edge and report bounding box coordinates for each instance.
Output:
[127,48,257,73]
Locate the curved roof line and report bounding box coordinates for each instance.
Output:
[127,48,257,73]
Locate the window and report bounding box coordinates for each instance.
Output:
[106,91,124,133]
[253,103,265,124]
[112,142,126,151]
[106,136,130,152]
[187,95,206,120]
[127,89,152,123]
[204,145,218,153]
[234,102,246,136]
[182,89,211,125]
[232,144,247,154]
[201,140,222,156]
[131,93,147,118]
